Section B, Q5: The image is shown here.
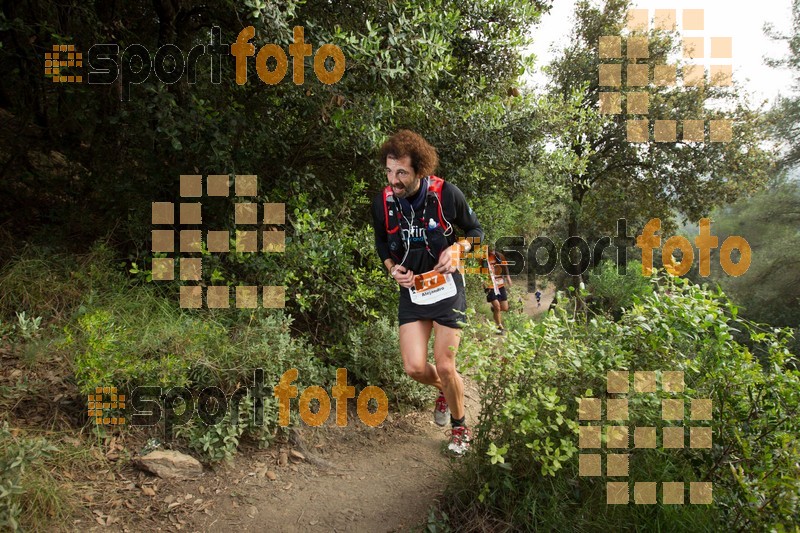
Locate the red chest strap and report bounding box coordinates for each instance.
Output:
[427,176,446,228]
[382,176,446,233]
[383,186,400,234]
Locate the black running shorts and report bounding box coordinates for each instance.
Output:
[398,273,467,329]
[485,286,508,303]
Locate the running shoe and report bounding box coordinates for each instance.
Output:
[434,391,449,427]
[446,426,472,455]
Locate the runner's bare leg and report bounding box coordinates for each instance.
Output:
[432,322,464,420]
[491,300,503,328]
[400,320,443,390]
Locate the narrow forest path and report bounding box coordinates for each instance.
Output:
[173,286,546,531]
[101,380,482,532]
[521,283,556,318]
[79,286,563,532]
[188,382,481,532]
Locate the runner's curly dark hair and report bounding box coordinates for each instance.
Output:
[379,129,439,177]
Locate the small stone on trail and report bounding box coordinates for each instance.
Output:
[136,450,202,480]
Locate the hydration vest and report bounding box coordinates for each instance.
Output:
[383,176,448,262]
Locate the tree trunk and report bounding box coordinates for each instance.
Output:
[567,209,584,293]
[567,175,588,310]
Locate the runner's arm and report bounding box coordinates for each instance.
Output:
[443,182,484,251]
[372,195,415,286]
[496,251,513,288]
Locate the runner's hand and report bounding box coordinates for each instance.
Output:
[391,265,415,288]
[434,244,461,274]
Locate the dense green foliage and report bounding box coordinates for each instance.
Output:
[543,0,773,289]
[1,0,799,529]
[0,0,555,351]
[585,259,653,319]
[710,179,800,336]
[0,0,558,469]
[768,0,800,168]
[452,276,799,531]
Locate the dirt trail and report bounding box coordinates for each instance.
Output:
[182,286,545,531]
[61,286,549,532]
[105,381,482,532]
[521,283,556,317]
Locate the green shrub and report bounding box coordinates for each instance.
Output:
[175,393,278,463]
[586,259,653,319]
[67,283,328,393]
[451,275,800,531]
[0,243,123,320]
[68,294,222,394]
[124,200,399,355]
[65,281,333,460]
[331,317,430,408]
[0,424,68,532]
[281,201,398,348]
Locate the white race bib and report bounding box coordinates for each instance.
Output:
[409,271,457,305]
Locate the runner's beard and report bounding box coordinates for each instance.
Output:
[393,176,421,198]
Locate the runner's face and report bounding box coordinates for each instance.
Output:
[385,155,421,198]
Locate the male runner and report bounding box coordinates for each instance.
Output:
[371,130,483,455]
[483,244,512,333]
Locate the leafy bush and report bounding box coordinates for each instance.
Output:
[0,243,123,320]
[0,424,67,532]
[68,295,223,394]
[175,393,279,463]
[66,284,331,461]
[67,284,327,394]
[586,259,653,319]
[451,275,800,531]
[331,317,430,408]
[281,201,398,349]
